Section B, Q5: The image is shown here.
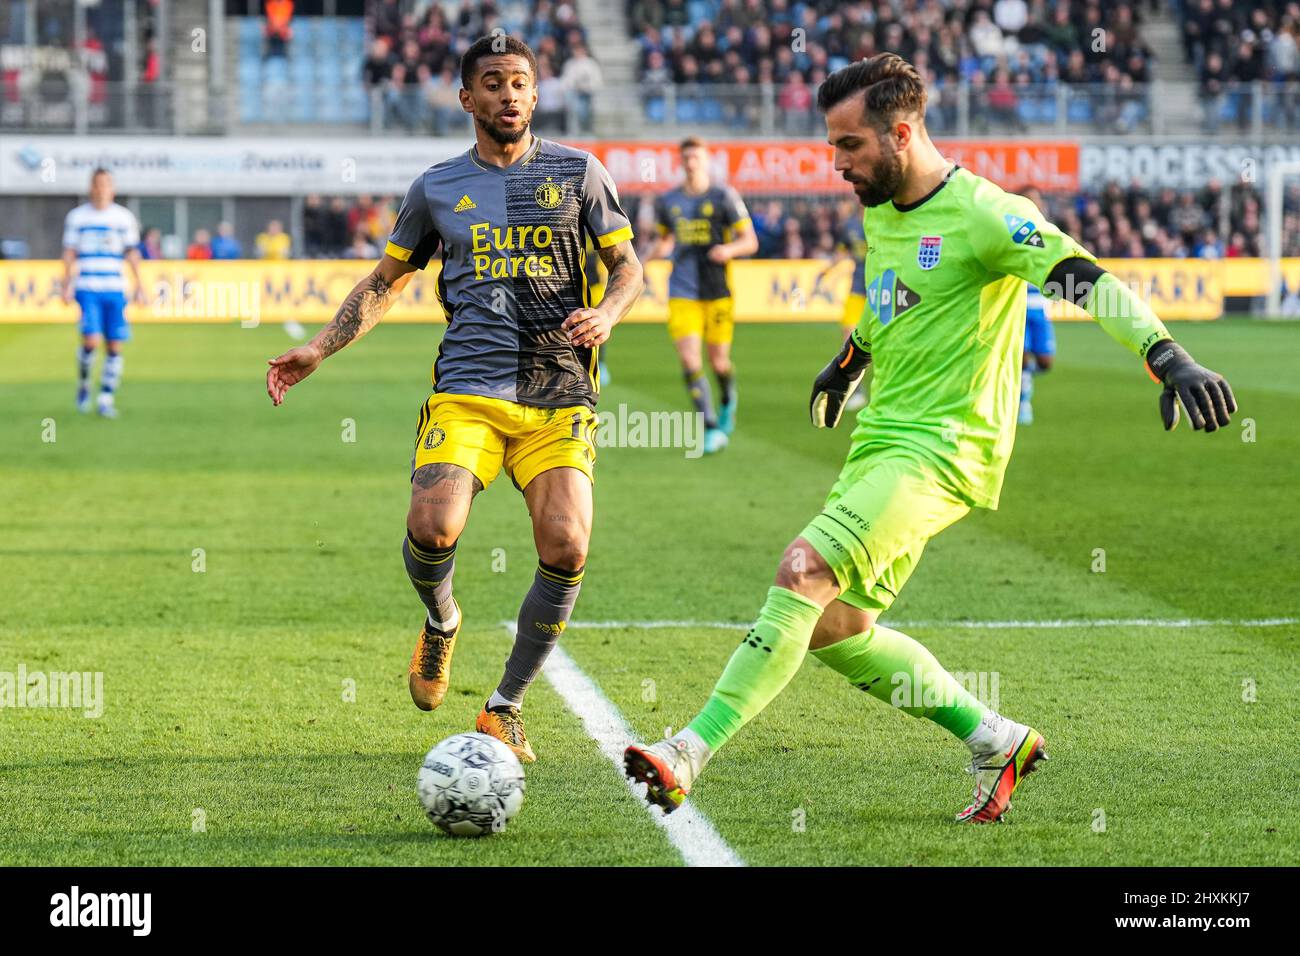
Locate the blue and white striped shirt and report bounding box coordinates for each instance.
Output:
[62,202,140,294]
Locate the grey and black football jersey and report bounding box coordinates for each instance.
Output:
[654,184,750,301]
[386,136,633,409]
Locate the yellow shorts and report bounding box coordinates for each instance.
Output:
[841,292,866,330]
[412,393,597,492]
[667,297,734,345]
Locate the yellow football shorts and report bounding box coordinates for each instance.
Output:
[667,297,735,345]
[841,292,866,330]
[802,452,970,612]
[412,393,597,491]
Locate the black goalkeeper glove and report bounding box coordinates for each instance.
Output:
[810,335,871,428]
[1144,339,1237,433]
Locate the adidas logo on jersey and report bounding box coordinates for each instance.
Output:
[454,194,477,213]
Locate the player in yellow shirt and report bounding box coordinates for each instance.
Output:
[645,137,758,454]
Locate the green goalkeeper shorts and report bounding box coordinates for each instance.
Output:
[802,451,970,612]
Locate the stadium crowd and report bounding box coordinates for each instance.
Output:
[1179,0,1300,131]
[138,179,1296,264]
[363,0,601,132]
[630,0,1158,132]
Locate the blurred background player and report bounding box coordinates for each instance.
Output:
[61,168,145,419]
[1018,186,1055,425]
[645,137,758,454]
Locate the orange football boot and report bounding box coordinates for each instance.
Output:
[476,704,536,763]
[407,601,460,711]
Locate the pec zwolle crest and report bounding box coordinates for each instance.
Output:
[535,178,564,210]
[917,235,942,270]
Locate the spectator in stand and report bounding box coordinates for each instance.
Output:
[264,0,293,61]
[256,220,291,260]
[187,229,212,260]
[1274,18,1299,128]
[778,71,814,134]
[363,36,395,90]
[326,198,352,255]
[424,62,463,135]
[1194,229,1224,258]
[303,195,329,258]
[139,227,164,260]
[560,40,601,133]
[210,222,241,260]
[343,230,378,260]
[534,57,569,133]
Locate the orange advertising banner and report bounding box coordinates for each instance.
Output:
[578,140,1079,194]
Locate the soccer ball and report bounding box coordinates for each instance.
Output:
[417,732,525,837]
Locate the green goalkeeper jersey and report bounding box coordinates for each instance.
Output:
[849,166,1163,510]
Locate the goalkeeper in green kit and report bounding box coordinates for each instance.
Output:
[625,54,1237,824]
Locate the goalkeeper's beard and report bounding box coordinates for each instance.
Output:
[476,112,531,145]
[848,140,905,208]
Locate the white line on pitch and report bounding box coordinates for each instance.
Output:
[551,617,1298,631]
[522,628,744,868]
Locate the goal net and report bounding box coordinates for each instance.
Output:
[1265,160,1300,318]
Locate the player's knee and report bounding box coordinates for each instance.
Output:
[1036,354,1053,372]
[538,534,587,572]
[774,539,836,597]
[405,515,459,551]
[809,607,878,650]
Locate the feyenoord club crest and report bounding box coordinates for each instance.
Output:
[535,178,564,210]
[917,235,942,270]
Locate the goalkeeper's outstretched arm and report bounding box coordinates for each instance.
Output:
[1043,257,1237,433]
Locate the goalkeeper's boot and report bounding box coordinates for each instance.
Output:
[408,599,460,711]
[956,721,1048,823]
[476,704,536,763]
[624,736,708,814]
[703,427,729,455]
[718,391,738,436]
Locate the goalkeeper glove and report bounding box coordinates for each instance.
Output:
[1144,339,1237,433]
[810,336,871,428]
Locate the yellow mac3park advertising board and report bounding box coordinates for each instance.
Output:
[3,258,1296,324]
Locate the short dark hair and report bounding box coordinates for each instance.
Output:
[679,136,706,152]
[816,53,927,130]
[460,34,537,90]
[90,167,111,180]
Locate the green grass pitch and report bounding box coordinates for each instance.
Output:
[1,318,1297,866]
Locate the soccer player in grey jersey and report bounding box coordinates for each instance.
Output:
[266,35,644,761]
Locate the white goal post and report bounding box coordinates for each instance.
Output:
[1266,160,1300,318]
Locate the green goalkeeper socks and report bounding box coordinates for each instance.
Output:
[687,586,824,752]
[811,624,986,740]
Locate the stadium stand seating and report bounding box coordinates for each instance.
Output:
[237,16,369,123]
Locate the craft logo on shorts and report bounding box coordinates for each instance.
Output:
[917,235,942,270]
[535,178,564,210]
[424,426,446,450]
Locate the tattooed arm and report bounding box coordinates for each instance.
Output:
[562,239,645,348]
[266,254,416,405]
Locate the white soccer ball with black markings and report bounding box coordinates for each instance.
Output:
[417,732,525,837]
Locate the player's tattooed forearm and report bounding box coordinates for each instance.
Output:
[316,271,396,358]
[596,241,644,323]
[412,463,483,496]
